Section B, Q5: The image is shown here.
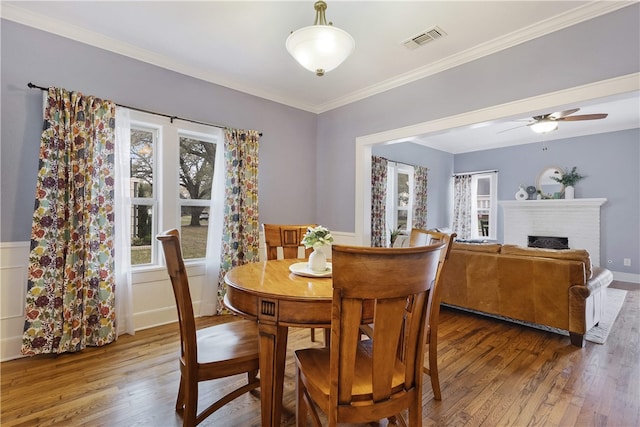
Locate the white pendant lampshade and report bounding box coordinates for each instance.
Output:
[530,120,558,134]
[286,1,355,76]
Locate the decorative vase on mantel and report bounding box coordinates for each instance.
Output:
[564,185,575,199]
[551,166,584,201]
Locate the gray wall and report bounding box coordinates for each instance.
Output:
[372,143,454,230]
[455,128,639,276]
[1,19,318,242]
[316,4,639,232]
[2,5,639,276]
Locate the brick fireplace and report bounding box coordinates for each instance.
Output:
[500,198,607,267]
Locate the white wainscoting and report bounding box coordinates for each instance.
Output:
[0,242,30,361]
[0,230,357,361]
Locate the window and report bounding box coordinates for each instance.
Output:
[178,134,217,260]
[386,163,414,233]
[128,111,223,267]
[130,126,158,266]
[471,172,497,240]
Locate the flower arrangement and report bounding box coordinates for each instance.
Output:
[301,225,334,249]
[550,166,586,187]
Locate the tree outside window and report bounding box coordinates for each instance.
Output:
[179,136,216,260]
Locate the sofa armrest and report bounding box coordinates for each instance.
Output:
[586,267,614,294]
[568,267,613,346]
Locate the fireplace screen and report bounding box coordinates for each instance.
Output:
[528,235,569,250]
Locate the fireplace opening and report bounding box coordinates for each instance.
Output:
[528,235,569,250]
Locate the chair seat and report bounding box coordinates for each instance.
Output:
[196,320,260,367]
[295,339,406,404]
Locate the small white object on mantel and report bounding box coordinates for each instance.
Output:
[515,186,528,200]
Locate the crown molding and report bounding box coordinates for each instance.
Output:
[0,3,317,112]
[315,1,636,113]
[1,1,633,114]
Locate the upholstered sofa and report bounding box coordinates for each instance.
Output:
[439,242,613,347]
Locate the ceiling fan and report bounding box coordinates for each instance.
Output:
[501,108,609,134]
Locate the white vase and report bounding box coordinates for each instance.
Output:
[515,186,527,201]
[308,248,327,272]
[564,185,575,199]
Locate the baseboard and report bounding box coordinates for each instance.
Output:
[1,334,25,362]
[612,271,640,284]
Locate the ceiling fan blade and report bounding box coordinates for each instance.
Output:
[548,108,580,120]
[557,113,608,121]
[497,123,529,134]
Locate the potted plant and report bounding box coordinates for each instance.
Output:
[389,226,403,247]
[301,225,334,272]
[550,166,585,199]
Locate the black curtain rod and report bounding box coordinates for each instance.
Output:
[452,169,498,177]
[377,156,416,169]
[28,82,262,136]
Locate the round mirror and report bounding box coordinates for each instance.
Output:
[537,166,564,199]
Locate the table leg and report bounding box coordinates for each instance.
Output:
[258,322,289,427]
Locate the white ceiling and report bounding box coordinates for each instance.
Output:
[2,1,639,153]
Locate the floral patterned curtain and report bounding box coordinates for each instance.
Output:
[216,129,260,313]
[22,87,117,355]
[412,165,428,229]
[371,156,388,247]
[452,174,473,240]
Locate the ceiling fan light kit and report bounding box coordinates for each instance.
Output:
[530,120,559,134]
[286,0,355,76]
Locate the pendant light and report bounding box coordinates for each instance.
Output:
[286,1,355,76]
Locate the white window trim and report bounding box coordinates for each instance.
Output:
[386,162,414,235]
[128,110,223,269]
[470,172,498,240]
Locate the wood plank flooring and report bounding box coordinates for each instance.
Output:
[2,281,638,426]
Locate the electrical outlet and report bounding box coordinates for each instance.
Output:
[624,258,631,266]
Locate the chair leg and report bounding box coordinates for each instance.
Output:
[247,369,258,384]
[323,328,331,347]
[429,335,442,400]
[409,391,422,427]
[296,366,307,427]
[183,376,198,426]
[175,376,185,413]
[310,328,316,342]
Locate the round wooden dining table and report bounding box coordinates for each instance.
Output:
[224,259,336,427]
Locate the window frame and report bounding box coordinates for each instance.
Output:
[386,162,414,234]
[177,130,219,261]
[128,110,223,269]
[470,172,498,240]
[129,121,161,267]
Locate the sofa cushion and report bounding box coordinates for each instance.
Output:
[500,245,592,279]
[452,242,502,253]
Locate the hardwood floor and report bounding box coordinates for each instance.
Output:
[2,281,638,426]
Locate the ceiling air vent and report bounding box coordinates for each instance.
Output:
[402,26,447,50]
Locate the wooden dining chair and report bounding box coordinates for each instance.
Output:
[263,223,316,261]
[408,228,456,400]
[263,223,323,342]
[295,243,444,426]
[157,229,260,426]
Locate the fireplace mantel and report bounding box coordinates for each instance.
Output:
[500,198,607,209]
[500,198,607,266]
